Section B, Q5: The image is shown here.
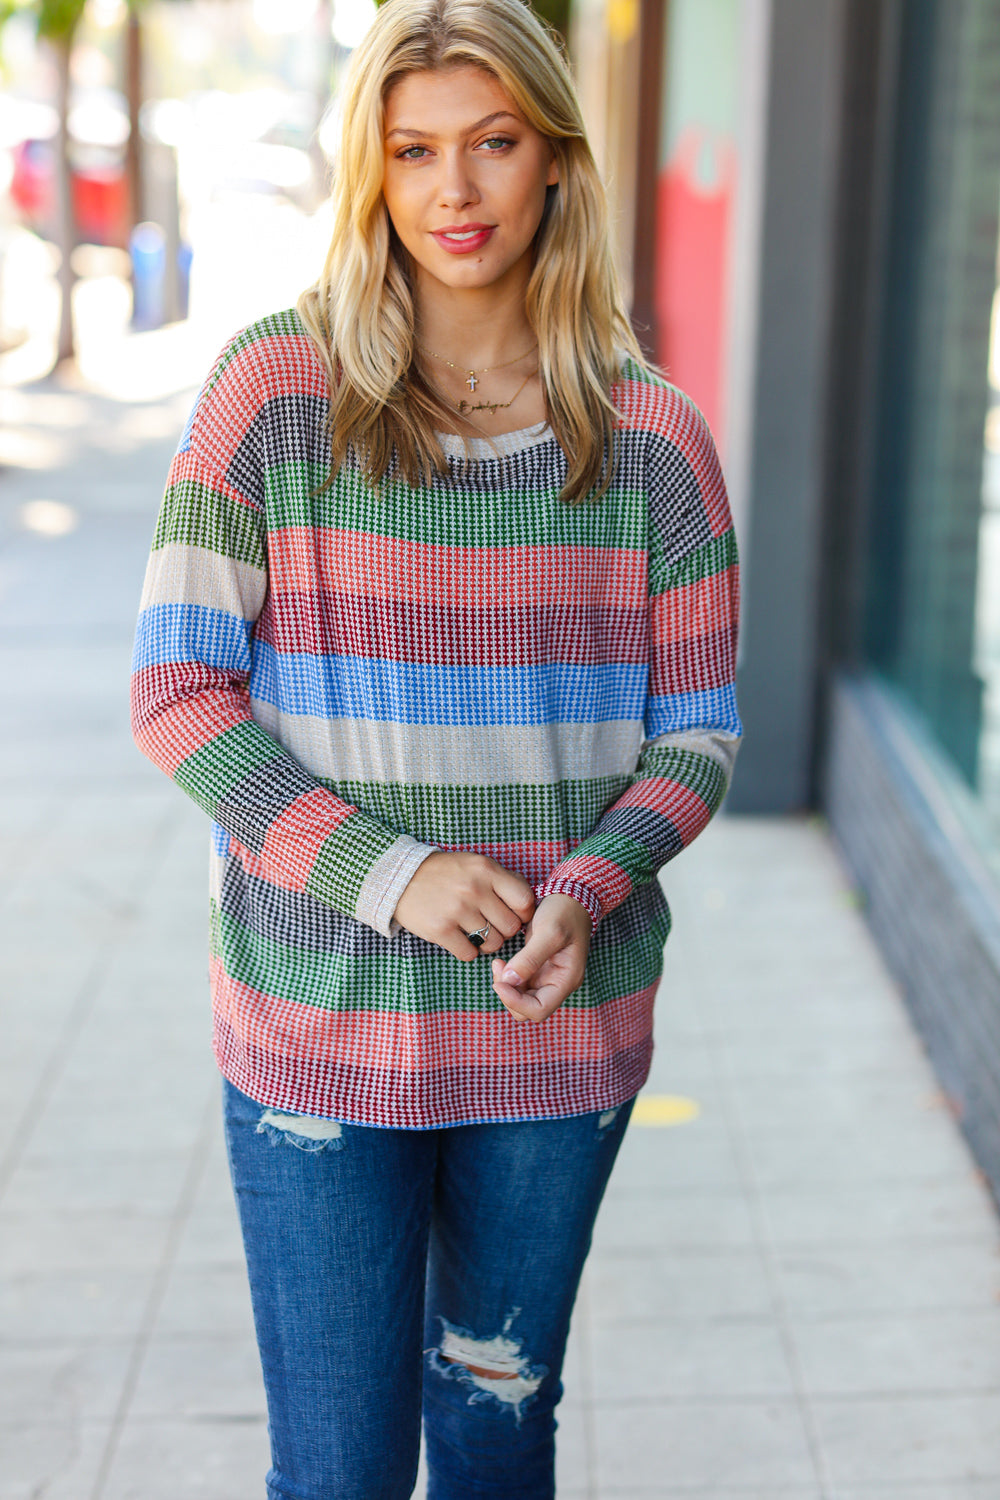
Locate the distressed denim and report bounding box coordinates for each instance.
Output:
[222,1078,634,1500]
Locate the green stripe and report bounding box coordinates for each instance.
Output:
[315,775,635,847]
[641,747,730,814]
[306,813,400,915]
[215,904,667,1015]
[175,722,285,814]
[264,459,648,551]
[657,528,737,594]
[315,753,727,848]
[153,478,267,570]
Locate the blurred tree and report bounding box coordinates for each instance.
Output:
[0,0,86,362]
[529,0,570,44]
[125,0,143,228]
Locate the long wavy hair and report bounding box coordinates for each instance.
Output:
[297,0,647,504]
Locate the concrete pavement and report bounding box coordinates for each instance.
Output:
[2,324,1000,1499]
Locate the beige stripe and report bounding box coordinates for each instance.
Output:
[247,705,645,787]
[646,727,741,781]
[139,543,266,621]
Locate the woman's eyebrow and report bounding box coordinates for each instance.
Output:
[385,111,519,141]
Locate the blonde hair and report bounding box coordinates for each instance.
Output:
[297,0,646,504]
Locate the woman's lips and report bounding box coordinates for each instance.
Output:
[431,225,496,254]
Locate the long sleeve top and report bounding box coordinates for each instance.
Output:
[130,308,741,1127]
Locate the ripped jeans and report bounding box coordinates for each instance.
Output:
[222,1078,634,1500]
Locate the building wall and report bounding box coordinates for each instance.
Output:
[654,0,739,449]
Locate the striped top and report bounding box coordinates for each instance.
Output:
[131,308,741,1128]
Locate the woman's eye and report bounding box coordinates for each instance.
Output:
[480,136,514,152]
[397,145,429,160]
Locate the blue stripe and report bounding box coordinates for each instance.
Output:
[132,603,253,672]
[212,821,232,856]
[645,684,742,739]
[248,642,648,727]
[177,403,196,454]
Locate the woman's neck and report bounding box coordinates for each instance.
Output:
[412,272,535,371]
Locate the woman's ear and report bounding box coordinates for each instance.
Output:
[547,147,559,188]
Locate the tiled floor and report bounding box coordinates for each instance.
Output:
[2,357,1000,1498]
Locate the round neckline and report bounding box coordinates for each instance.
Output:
[434,421,554,463]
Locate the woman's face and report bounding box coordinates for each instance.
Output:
[381,64,559,303]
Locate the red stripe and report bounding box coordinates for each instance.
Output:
[651,565,738,644]
[268,528,647,609]
[259,788,356,891]
[544,851,634,912]
[256,591,648,666]
[613,771,709,826]
[215,1014,655,1128]
[650,625,738,696]
[211,959,656,1072]
[131,663,249,776]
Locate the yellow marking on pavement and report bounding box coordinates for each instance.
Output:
[632,1094,700,1127]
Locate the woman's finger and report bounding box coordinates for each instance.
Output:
[489,864,536,925]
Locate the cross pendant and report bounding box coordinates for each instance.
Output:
[467,372,478,391]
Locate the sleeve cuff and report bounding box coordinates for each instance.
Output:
[532,877,603,932]
[355,835,439,939]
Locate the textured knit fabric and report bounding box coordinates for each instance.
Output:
[131,307,741,1128]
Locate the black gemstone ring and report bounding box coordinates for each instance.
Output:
[466,922,491,947]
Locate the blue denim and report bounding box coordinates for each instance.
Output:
[223,1078,634,1500]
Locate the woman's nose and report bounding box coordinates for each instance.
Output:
[437,152,480,209]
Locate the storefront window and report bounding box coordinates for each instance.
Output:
[974,231,1000,832]
[863,0,999,808]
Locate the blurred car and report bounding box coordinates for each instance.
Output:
[6,91,130,249]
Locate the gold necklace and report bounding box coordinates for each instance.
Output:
[455,368,536,418]
[420,341,537,393]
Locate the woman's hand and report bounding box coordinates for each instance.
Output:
[489,894,592,1024]
[393,850,536,960]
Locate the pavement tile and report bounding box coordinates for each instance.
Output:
[0,1267,154,1342]
[128,1335,266,1419]
[554,1398,591,1492]
[642,1034,723,1087]
[727,1067,956,1130]
[27,1070,216,1157]
[587,1492,824,1499]
[2,1152,192,1217]
[173,1201,246,1268]
[0,1418,113,1500]
[718,1023,936,1078]
[700,983,916,1032]
[835,1486,1000,1499]
[587,1317,798,1399]
[791,1308,1000,1396]
[591,1188,759,1253]
[98,1414,271,1500]
[151,1263,257,1340]
[761,1175,1000,1247]
[773,1240,1000,1316]
[812,1393,1000,1484]
[590,1399,818,1490]
[0,1341,132,1424]
[0,1208,173,1274]
[741,1116,980,1188]
[605,1118,744,1194]
[586,1245,774,1322]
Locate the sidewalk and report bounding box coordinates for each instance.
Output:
[2,344,1000,1500]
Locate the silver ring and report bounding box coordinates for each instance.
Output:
[466,922,491,947]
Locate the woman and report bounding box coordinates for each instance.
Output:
[131,0,741,1493]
